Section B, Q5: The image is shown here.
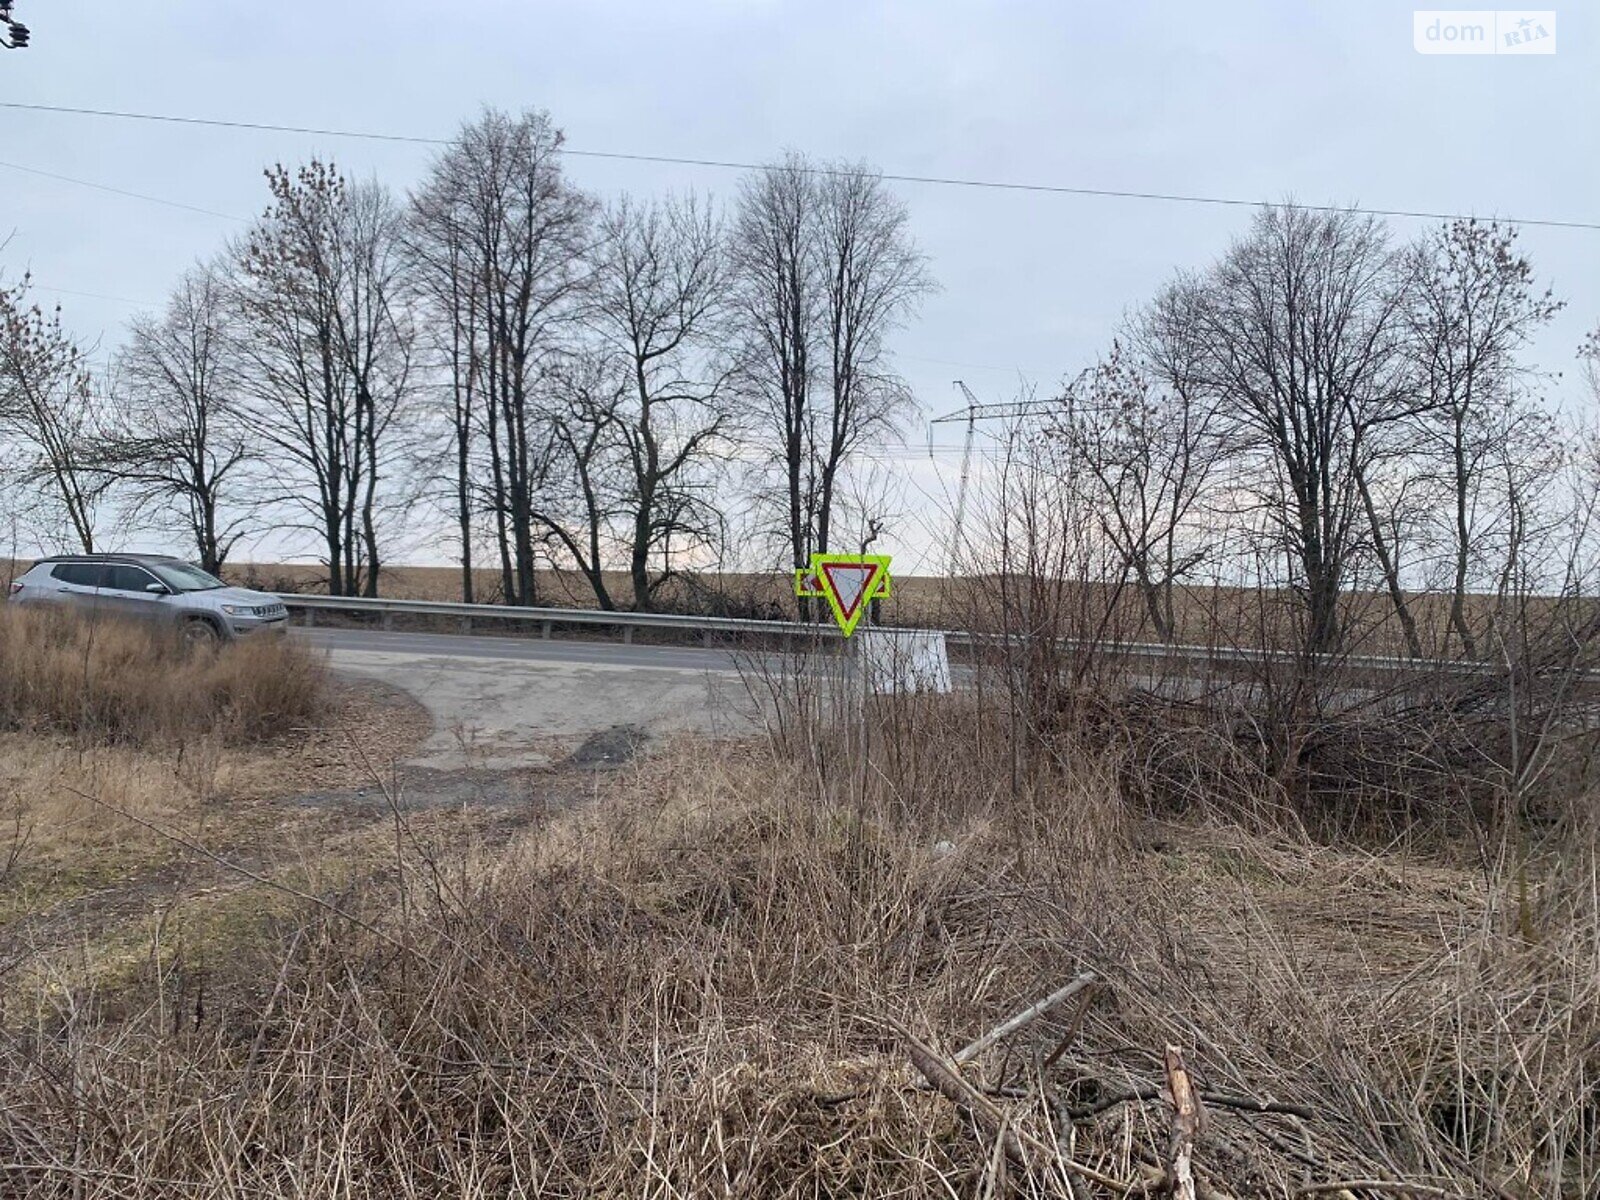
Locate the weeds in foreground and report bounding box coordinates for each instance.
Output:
[0,605,325,745]
[2,689,1597,1197]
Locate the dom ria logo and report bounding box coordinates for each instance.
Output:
[1414,10,1556,53]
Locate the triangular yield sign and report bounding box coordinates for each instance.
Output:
[819,560,882,638]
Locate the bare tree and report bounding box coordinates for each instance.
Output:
[1401,220,1563,656]
[731,155,932,581]
[1056,328,1220,642]
[408,107,593,606]
[98,264,249,573]
[533,350,625,610]
[729,154,817,576]
[231,162,411,597]
[0,277,104,551]
[812,166,933,558]
[405,186,484,601]
[578,195,732,610]
[1185,205,1412,656]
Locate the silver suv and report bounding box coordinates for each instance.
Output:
[7,554,289,644]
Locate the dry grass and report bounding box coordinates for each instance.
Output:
[0,605,326,745]
[2,560,1595,1196]
[0,609,428,1024]
[1,680,1595,1197]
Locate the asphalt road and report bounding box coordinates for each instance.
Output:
[297,624,780,770]
[295,625,757,673]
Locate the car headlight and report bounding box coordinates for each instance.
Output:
[221,604,252,616]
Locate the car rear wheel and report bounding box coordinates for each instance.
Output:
[182,617,222,647]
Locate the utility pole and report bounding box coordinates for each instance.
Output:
[948,381,980,574]
[930,383,1073,574]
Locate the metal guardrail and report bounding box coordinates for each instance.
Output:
[274,592,1530,676]
[278,592,850,646]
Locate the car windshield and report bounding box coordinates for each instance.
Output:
[150,562,226,593]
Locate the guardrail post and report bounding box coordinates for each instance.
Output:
[704,629,713,648]
[303,607,315,628]
[382,611,394,631]
[622,626,634,645]
[541,620,551,639]
[461,615,472,634]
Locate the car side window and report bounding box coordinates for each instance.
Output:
[103,565,159,593]
[50,563,107,587]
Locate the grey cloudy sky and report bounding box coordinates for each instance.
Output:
[2,0,1596,570]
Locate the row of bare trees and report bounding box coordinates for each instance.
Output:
[0,107,933,606]
[1042,205,1592,660]
[4,133,1593,648]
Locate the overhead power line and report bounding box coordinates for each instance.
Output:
[3,101,1597,233]
[0,159,244,221]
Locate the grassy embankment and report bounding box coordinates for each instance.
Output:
[1,598,1595,1196]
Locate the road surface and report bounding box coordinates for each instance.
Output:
[299,626,755,672]
[297,626,770,770]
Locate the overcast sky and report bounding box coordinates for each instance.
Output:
[3,1,1596,571]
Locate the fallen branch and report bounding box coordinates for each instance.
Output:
[1164,1044,1203,1200]
[893,1018,1031,1168]
[1291,1183,1453,1198]
[889,1017,1136,1193]
[953,972,1098,1065]
[1068,1084,1314,1122]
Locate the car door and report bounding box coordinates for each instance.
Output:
[98,563,170,625]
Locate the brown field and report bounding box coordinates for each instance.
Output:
[225,558,1566,661]
[7,555,1564,660]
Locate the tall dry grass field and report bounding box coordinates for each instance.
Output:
[1,651,1597,1197]
[0,605,325,744]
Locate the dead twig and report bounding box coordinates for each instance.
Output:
[1043,981,1100,1072]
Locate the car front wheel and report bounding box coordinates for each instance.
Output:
[182,617,222,647]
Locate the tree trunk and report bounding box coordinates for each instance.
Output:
[1356,465,1423,658]
[1449,431,1478,657]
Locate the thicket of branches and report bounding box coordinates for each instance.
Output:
[1034,208,1597,664]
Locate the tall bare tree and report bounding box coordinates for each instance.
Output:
[1185,205,1412,656]
[408,107,593,606]
[579,195,732,610]
[231,162,411,597]
[731,155,932,579]
[1057,329,1220,642]
[405,185,484,601]
[811,166,932,558]
[0,277,103,551]
[1402,220,1563,656]
[99,264,249,573]
[730,154,817,576]
[533,350,626,609]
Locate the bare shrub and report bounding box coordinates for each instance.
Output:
[0,605,325,744]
